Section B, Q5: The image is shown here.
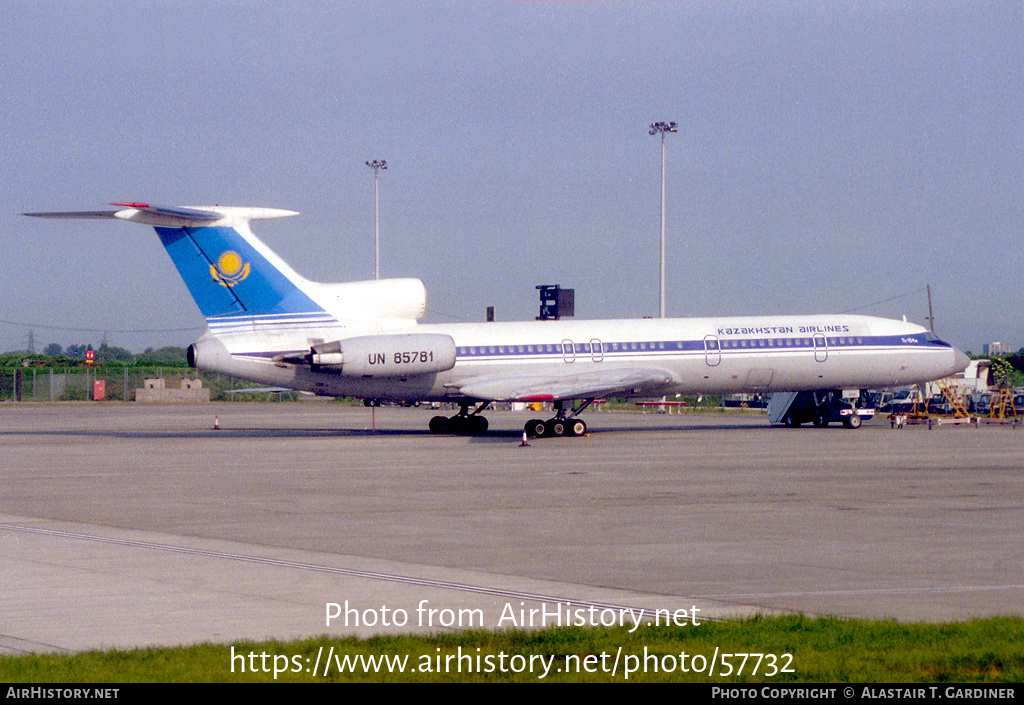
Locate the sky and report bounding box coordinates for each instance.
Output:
[1,1,1021,355]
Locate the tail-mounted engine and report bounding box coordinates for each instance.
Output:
[302,333,456,377]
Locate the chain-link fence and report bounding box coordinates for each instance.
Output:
[0,367,295,402]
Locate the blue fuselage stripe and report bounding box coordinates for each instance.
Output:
[452,333,946,360]
[234,333,948,361]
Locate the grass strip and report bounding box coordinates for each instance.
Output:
[3,616,1023,683]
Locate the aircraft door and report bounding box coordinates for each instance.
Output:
[813,334,828,362]
[704,335,721,366]
[590,338,604,363]
[562,339,576,363]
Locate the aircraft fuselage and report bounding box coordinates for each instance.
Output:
[189,313,966,402]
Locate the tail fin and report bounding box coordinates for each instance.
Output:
[26,203,325,320]
[25,202,427,327]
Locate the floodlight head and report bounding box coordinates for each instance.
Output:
[649,121,678,136]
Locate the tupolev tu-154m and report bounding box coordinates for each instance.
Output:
[25,203,969,437]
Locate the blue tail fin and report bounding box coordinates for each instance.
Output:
[25,203,326,321]
[154,223,323,319]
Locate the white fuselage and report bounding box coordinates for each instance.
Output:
[190,312,966,402]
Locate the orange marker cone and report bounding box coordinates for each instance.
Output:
[520,431,530,447]
[214,415,220,430]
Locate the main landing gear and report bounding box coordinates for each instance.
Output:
[429,401,489,436]
[524,399,593,439]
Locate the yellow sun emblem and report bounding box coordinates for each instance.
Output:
[210,250,251,287]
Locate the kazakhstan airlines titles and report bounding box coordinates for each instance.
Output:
[716,323,852,337]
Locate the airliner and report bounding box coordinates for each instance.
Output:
[25,203,969,437]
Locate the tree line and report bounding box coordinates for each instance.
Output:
[1,343,188,368]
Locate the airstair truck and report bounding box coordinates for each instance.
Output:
[769,389,874,429]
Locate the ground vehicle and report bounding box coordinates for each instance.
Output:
[969,392,992,416]
[773,390,874,429]
[876,387,925,414]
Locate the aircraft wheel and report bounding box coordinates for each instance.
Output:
[448,415,467,435]
[470,415,488,435]
[525,419,547,438]
[429,415,449,434]
[546,419,566,437]
[567,419,587,437]
[844,414,862,429]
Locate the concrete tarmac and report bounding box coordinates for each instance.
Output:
[2,402,1022,655]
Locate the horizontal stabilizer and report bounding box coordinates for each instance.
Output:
[109,203,224,220]
[23,210,120,219]
[24,203,298,228]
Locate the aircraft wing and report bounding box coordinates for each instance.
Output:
[454,367,674,402]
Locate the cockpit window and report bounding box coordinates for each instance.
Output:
[924,332,951,347]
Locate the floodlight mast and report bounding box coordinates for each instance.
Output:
[365,159,388,279]
[648,121,676,318]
